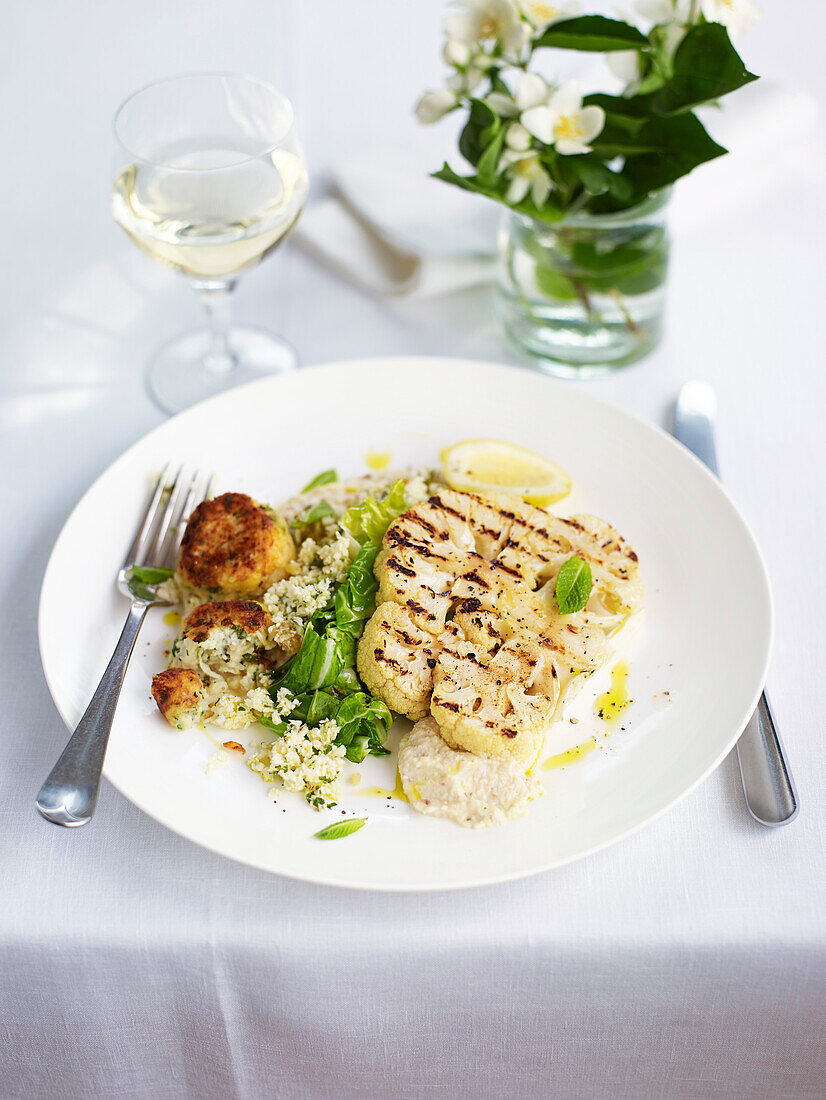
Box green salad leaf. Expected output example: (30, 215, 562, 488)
(341, 478, 408, 544)
(275, 626, 343, 695)
(301, 469, 338, 493)
(555, 556, 593, 615)
(314, 817, 366, 840)
(334, 693, 392, 762)
(267, 479, 411, 761)
(130, 565, 174, 585)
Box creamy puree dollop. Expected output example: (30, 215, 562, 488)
(398, 717, 542, 829)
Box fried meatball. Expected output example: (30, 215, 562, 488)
(178, 492, 295, 596)
(151, 668, 205, 730)
(176, 600, 272, 676)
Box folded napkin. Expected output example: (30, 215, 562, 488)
(296, 81, 817, 298)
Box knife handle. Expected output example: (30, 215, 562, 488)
(734, 691, 798, 826)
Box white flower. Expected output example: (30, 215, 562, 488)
(500, 149, 553, 206)
(518, 0, 579, 29)
(415, 89, 458, 124)
(521, 80, 605, 155)
(487, 71, 552, 118)
(447, 66, 486, 95)
(700, 0, 760, 35)
(445, 0, 530, 60)
(505, 121, 532, 150)
(443, 37, 472, 66)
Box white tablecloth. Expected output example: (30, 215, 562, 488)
(2, 2, 825, 1097)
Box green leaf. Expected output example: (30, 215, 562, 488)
(314, 818, 366, 840)
(130, 565, 174, 585)
(341, 479, 408, 544)
(334, 667, 361, 695)
(477, 127, 506, 185)
(295, 500, 336, 526)
(611, 261, 668, 295)
(651, 23, 758, 116)
(289, 690, 339, 727)
(585, 93, 653, 120)
(535, 264, 578, 300)
(555, 556, 593, 614)
(301, 469, 338, 493)
(258, 714, 287, 736)
(567, 158, 633, 204)
(274, 626, 343, 694)
(535, 15, 647, 52)
(621, 111, 727, 194)
(458, 98, 499, 168)
(432, 164, 564, 224)
(570, 241, 657, 277)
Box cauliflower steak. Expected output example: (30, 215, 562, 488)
(357, 489, 641, 764)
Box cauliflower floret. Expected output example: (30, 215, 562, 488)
(178, 492, 295, 596)
(356, 602, 439, 720)
(151, 668, 206, 730)
(175, 600, 273, 679)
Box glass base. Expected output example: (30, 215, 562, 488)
(147, 326, 297, 414)
(499, 294, 663, 379)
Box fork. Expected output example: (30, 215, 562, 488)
(35, 464, 214, 828)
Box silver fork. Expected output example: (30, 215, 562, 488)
(35, 464, 214, 828)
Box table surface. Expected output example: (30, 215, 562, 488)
(3, 2, 825, 1098)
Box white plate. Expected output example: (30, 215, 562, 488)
(39, 357, 772, 891)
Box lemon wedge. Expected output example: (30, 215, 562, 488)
(441, 439, 571, 507)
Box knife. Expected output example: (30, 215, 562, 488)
(673, 381, 799, 827)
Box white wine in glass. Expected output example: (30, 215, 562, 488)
(112, 74, 309, 414)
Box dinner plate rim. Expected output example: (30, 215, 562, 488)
(37, 355, 773, 890)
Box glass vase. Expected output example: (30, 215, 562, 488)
(497, 189, 671, 377)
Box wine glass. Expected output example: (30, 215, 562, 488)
(112, 73, 309, 414)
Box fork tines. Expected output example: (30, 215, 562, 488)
(123, 465, 215, 573)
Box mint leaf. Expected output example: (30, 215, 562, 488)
(301, 469, 338, 493)
(131, 565, 174, 585)
(535, 15, 647, 52)
(555, 556, 593, 614)
(295, 500, 336, 526)
(314, 818, 366, 840)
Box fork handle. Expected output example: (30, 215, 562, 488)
(35, 601, 149, 827)
(734, 691, 799, 827)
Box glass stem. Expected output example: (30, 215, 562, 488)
(194, 279, 238, 375)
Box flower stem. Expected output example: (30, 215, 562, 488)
(609, 287, 639, 334)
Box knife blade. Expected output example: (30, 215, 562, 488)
(674, 381, 799, 827)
